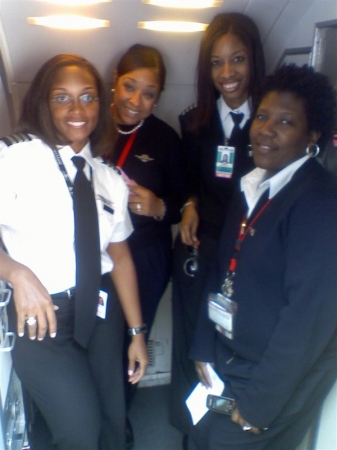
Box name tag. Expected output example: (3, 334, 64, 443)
(208, 292, 238, 340)
(97, 290, 108, 319)
(215, 146, 235, 179)
(103, 204, 114, 215)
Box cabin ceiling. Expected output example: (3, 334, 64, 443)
(0, 0, 328, 87)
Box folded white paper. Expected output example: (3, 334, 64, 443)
(185, 363, 225, 425)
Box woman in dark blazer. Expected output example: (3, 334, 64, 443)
(190, 64, 337, 450)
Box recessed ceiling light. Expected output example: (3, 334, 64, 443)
(138, 21, 208, 32)
(39, 0, 111, 4)
(27, 15, 110, 30)
(142, 0, 222, 7)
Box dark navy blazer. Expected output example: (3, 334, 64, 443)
(191, 158, 337, 429)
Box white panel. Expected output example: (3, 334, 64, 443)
(154, 83, 196, 133)
(314, 381, 337, 450)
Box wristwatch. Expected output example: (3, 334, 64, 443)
(128, 324, 148, 336)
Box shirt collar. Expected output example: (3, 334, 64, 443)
(217, 97, 251, 123)
(58, 141, 92, 165)
(241, 154, 310, 216)
(217, 97, 251, 138)
(56, 142, 93, 180)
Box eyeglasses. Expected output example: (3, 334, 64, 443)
(183, 246, 199, 277)
(50, 93, 99, 107)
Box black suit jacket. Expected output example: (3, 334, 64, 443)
(180, 105, 254, 240)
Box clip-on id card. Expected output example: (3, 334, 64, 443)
(208, 292, 238, 339)
(215, 146, 235, 179)
(97, 290, 108, 319)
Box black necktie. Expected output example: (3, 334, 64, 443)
(229, 112, 244, 144)
(72, 156, 101, 348)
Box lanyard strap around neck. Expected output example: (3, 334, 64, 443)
(116, 130, 138, 168)
(221, 198, 272, 298)
(52, 149, 93, 198)
(228, 199, 272, 272)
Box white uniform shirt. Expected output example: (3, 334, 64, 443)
(0, 135, 133, 294)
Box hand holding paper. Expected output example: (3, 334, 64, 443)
(185, 363, 225, 425)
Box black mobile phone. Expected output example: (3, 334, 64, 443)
(206, 394, 236, 415)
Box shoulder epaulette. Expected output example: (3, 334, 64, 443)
(180, 103, 197, 116)
(1, 133, 32, 147)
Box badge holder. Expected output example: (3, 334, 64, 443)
(215, 145, 235, 179)
(208, 292, 238, 340)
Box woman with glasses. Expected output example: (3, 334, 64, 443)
(169, 13, 265, 441)
(0, 54, 148, 450)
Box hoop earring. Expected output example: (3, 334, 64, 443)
(306, 143, 320, 157)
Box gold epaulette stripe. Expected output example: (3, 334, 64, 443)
(1, 133, 32, 146)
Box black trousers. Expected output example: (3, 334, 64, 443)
(188, 342, 337, 450)
(8, 274, 126, 450)
(130, 239, 172, 333)
(124, 239, 172, 411)
(169, 233, 218, 434)
(188, 399, 321, 450)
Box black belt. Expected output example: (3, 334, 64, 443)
(51, 288, 75, 299)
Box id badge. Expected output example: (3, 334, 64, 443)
(97, 290, 108, 319)
(208, 292, 238, 339)
(215, 146, 235, 179)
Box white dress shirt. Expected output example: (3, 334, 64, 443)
(241, 155, 311, 217)
(0, 136, 133, 293)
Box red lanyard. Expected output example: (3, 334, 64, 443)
(228, 199, 272, 272)
(116, 130, 138, 168)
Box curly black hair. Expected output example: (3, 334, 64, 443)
(256, 64, 337, 149)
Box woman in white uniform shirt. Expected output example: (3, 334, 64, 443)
(0, 54, 148, 450)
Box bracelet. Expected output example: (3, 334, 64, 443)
(128, 324, 148, 336)
(154, 199, 166, 221)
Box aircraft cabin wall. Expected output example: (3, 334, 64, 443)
(0, 0, 336, 136)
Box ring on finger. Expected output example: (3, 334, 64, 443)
(136, 203, 142, 211)
(26, 316, 37, 326)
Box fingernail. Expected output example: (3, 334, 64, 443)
(128, 370, 133, 375)
(18, 332, 24, 337)
(30, 336, 36, 340)
(50, 332, 57, 338)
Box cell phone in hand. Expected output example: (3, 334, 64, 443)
(206, 394, 236, 415)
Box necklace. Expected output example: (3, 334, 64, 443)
(116, 120, 144, 135)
